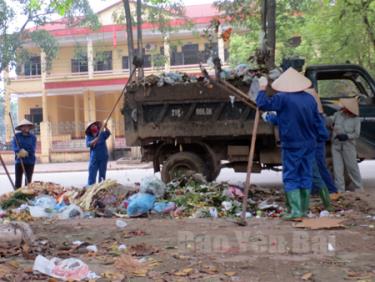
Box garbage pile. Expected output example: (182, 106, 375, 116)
(136, 63, 274, 88)
(164, 174, 284, 218)
(0, 180, 139, 221)
(1, 175, 370, 221)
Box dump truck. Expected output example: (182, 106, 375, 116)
(124, 64, 375, 182)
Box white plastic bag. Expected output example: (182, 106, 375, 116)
(58, 204, 83, 220)
(33, 255, 97, 281)
(140, 176, 166, 198)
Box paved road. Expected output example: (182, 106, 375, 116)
(1, 161, 375, 195)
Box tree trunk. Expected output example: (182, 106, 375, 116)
(136, 0, 144, 79)
(122, 0, 135, 75)
(266, 0, 276, 69)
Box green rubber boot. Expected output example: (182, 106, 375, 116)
(319, 186, 333, 211)
(282, 189, 304, 220)
(281, 192, 291, 216)
(300, 189, 311, 217)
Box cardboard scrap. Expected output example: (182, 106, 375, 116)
(295, 218, 346, 230)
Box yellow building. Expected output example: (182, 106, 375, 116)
(3, 2, 228, 163)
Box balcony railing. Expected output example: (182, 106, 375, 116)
(10, 63, 229, 82)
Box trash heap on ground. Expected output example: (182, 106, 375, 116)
(0, 175, 372, 222)
(0, 175, 284, 221)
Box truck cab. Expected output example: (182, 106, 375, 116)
(305, 64, 375, 159)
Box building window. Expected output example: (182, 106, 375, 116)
(24, 56, 41, 76)
(122, 56, 129, 70)
(182, 44, 199, 65)
(95, 51, 112, 71)
(71, 56, 88, 73)
(25, 108, 42, 134)
(170, 47, 183, 66)
(122, 51, 151, 69)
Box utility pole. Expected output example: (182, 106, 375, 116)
(261, 0, 276, 69)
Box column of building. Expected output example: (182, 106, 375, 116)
(164, 35, 171, 72)
(83, 38, 97, 126)
(3, 69, 12, 143)
(217, 25, 226, 64)
(39, 51, 52, 163)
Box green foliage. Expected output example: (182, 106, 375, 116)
(0, 0, 99, 73)
(30, 30, 59, 71)
(113, 0, 189, 35)
(215, 0, 375, 76)
(50, 0, 74, 16)
(227, 34, 257, 66)
(297, 0, 375, 76)
(65, 0, 100, 30)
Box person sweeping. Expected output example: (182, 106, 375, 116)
(256, 68, 328, 220)
(85, 121, 111, 186)
(12, 119, 36, 188)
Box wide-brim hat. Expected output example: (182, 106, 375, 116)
(15, 119, 35, 131)
(85, 121, 102, 135)
(271, 67, 312, 93)
(340, 98, 359, 116)
(305, 88, 323, 113)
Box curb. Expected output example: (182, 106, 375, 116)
(0, 164, 153, 175)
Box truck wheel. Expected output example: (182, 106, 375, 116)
(161, 152, 207, 183)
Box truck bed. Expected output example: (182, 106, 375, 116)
(124, 82, 274, 146)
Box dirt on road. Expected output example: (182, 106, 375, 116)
(0, 191, 375, 282)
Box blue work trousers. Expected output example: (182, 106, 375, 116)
(88, 158, 108, 186)
(282, 146, 315, 192)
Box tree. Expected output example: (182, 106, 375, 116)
(215, 0, 313, 66)
(117, 0, 187, 75)
(122, 0, 135, 75)
(297, 0, 375, 75)
(214, 0, 375, 75)
(0, 0, 98, 74)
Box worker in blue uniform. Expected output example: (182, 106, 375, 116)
(262, 88, 333, 212)
(256, 68, 329, 220)
(85, 121, 111, 186)
(12, 119, 37, 188)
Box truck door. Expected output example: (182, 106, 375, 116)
(306, 66, 375, 159)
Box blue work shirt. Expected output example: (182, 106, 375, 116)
(256, 90, 328, 149)
(86, 130, 111, 161)
(265, 112, 329, 143)
(12, 133, 37, 165)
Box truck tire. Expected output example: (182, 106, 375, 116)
(161, 152, 207, 183)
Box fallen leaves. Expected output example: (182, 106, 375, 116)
(174, 267, 193, 276)
(123, 229, 147, 238)
(302, 272, 313, 281)
(200, 265, 218, 274)
(128, 243, 159, 256)
(114, 254, 159, 278)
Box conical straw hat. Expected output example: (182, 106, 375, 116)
(340, 98, 359, 116)
(85, 121, 102, 135)
(15, 119, 35, 130)
(305, 88, 323, 113)
(271, 67, 312, 93)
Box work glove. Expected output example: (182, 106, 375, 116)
(258, 76, 268, 91)
(17, 149, 29, 158)
(335, 134, 349, 141)
(261, 112, 269, 122)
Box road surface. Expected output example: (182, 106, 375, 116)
(1, 161, 375, 195)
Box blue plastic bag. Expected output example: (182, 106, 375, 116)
(126, 193, 156, 217)
(153, 202, 176, 214)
